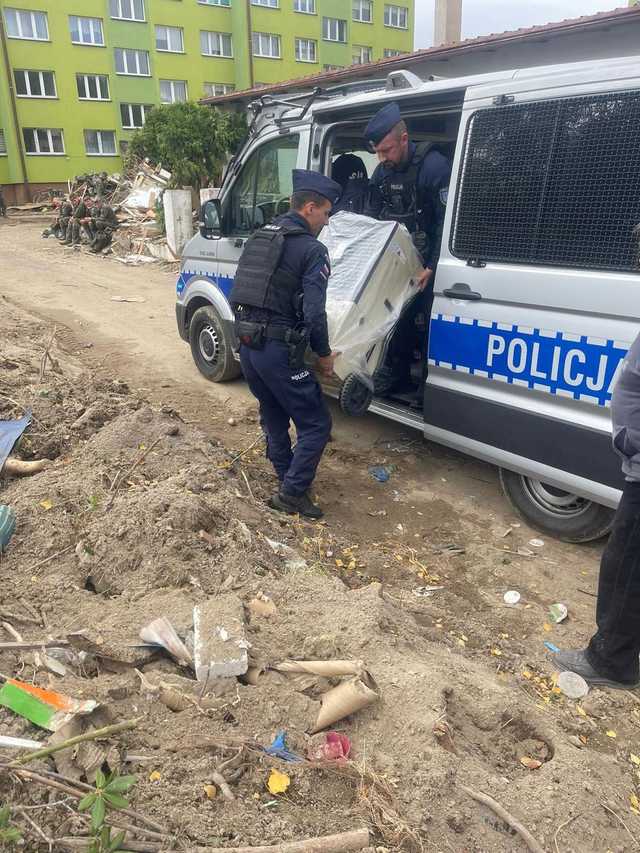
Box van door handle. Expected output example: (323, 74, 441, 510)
(234, 238, 244, 248)
(443, 283, 483, 301)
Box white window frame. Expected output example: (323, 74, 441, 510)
(84, 129, 117, 156)
(251, 0, 278, 6)
(352, 45, 372, 64)
(69, 16, 104, 47)
(114, 48, 150, 76)
(120, 103, 152, 129)
(109, 0, 146, 21)
(155, 24, 184, 53)
(383, 48, 402, 57)
(14, 69, 57, 99)
(384, 4, 408, 28)
(159, 79, 188, 104)
(198, 0, 230, 5)
(76, 73, 110, 101)
(295, 37, 316, 63)
(294, 0, 316, 12)
(23, 128, 65, 156)
(200, 30, 233, 58)
(0, 131, 7, 156)
(4, 8, 48, 41)
(252, 32, 281, 58)
(323, 64, 345, 71)
(203, 82, 235, 97)
(353, 0, 373, 23)
(322, 17, 347, 42)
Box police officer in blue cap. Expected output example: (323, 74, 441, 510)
(229, 169, 342, 519)
(364, 102, 451, 401)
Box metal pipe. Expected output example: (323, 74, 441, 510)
(0, 14, 30, 200)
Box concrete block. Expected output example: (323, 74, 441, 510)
(163, 189, 193, 256)
(193, 595, 248, 682)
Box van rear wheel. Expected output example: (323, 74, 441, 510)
(189, 305, 240, 383)
(498, 468, 614, 543)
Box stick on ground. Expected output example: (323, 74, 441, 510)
(460, 785, 545, 853)
(10, 717, 141, 767)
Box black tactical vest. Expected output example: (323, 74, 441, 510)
(229, 222, 308, 319)
(378, 141, 432, 236)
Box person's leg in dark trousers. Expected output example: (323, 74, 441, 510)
(585, 479, 640, 684)
(249, 340, 331, 497)
(239, 345, 293, 482)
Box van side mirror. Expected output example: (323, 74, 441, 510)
(200, 198, 222, 239)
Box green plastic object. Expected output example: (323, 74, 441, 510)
(0, 505, 16, 553)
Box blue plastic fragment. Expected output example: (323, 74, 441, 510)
(0, 412, 31, 474)
(0, 505, 16, 553)
(264, 730, 303, 763)
(368, 465, 392, 483)
(544, 641, 560, 653)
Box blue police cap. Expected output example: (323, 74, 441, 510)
(292, 169, 342, 206)
(365, 102, 402, 146)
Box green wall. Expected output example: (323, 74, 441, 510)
(0, 0, 414, 189)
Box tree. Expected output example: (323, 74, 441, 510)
(127, 103, 246, 189)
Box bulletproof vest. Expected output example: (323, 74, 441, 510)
(230, 222, 308, 319)
(332, 178, 368, 215)
(377, 141, 433, 236)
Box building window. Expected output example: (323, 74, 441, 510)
(352, 45, 372, 64)
(110, 0, 145, 21)
(77, 73, 110, 101)
(14, 69, 56, 98)
(252, 32, 280, 58)
(0, 131, 7, 155)
(85, 130, 117, 156)
(323, 17, 347, 42)
(384, 48, 402, 57)
(295, 37, 316, 62)
(203, 82, 235, 96)
(160, 79, 187, 103)
(384, 4, 408, 28)
(23, 128, 64, 155)
(69, 16, 104, 46)
(251, 0, 278, 6)
(155, 25, 183, 52)
(294, 0, 315, 11)
(353, 0, 372, 23)
(4, 8, 48, 41)
(121, 103, 153, 129)
(200, 31, 233, 57)
(115, 48, 150, 75)
(323, 64, 345, 71)
(198, 0, 230, 5)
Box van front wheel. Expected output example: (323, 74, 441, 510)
(498, 468, 614, 543)
(189, 305, 240, 383)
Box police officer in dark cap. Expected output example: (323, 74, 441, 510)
(364, 102, 451, 399)
(229, 169, 342, 519)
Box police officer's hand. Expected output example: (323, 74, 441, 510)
(416, 267, 433, 291)
(317, 351, 339, 379)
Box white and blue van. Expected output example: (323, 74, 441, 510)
(175, 55, 640, 543)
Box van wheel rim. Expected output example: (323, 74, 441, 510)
(199, 324, 219, 364)
(522, 478, 589, 517)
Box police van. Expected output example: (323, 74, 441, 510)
(175, 54, 640, 543)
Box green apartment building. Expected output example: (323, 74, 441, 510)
(0, 0, 414, 201)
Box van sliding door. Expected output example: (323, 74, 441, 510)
(426, 87, 640, 504)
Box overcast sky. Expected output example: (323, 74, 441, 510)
(414, 0, 624, 49)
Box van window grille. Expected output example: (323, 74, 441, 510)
(451, 91, 640, 272)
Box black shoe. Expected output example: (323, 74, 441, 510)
(553, 649, 639, 689)
(268, 489, 323, 519)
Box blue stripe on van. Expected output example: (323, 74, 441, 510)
(428, 314, 628, 408)
(176, 270, 234, 298)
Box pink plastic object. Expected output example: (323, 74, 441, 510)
(308, 731, 352, 761)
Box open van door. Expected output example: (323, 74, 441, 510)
(425, 65, 640, 541)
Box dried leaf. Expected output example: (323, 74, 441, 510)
(149, 770, 162, 782)
(630, 793, 640, 813)
(203, 784, 217, 800)
(543, 623, 552, 632)
(576, 706, 587, 717)
(631, 754, 640, 766)
(606, 730, 617, 738)
(39, 499, 54, 511)
(520, 756, 542, 770)
(267, 769, 290, 795)
(491, 648, 502, 657)
(522, 670, 533, 680)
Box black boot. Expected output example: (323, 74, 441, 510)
(268, 489, 323, 519)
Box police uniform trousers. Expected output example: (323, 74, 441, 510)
(239, 340, 331, 496)
(586, 479, 640, 684)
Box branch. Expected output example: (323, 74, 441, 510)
(9, 717, 141, 767)
(460, 785, 545, 853)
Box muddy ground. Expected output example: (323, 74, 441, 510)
(1, 219, 640, 852)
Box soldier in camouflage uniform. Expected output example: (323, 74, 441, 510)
(56, 197, 74, 242)
(62, 196, 90, 246)
(89, 203, 119, 253)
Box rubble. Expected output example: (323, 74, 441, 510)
(193, 594, 249, 681)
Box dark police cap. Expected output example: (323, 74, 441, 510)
(292, 169, 342, 206)
(365, 101, 402, 146)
